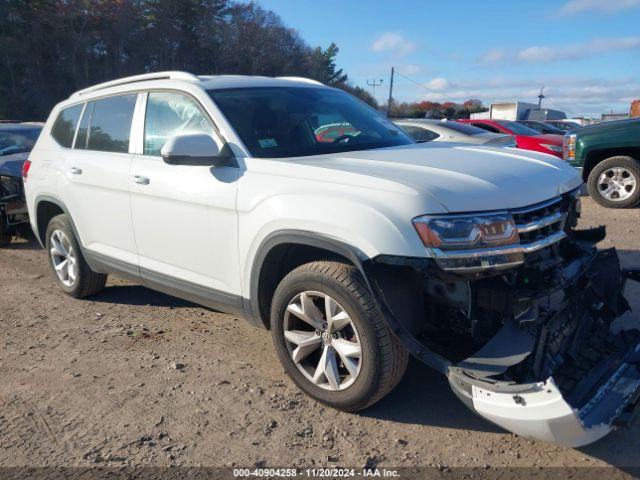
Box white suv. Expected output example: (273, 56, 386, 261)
(25, 72, 640, 446)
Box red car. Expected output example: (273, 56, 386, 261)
(458, 119, 564, 158)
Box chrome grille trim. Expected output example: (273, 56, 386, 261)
(431, 230, 566, 260)
(516, 211, 566, 234)
(432, 194, 572, 272)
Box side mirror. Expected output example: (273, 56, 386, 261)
(161, 133, 230, 166)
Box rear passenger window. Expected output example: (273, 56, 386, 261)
(51, 104, 83, 148)
(86, 94, 137, 153)
(144, 91, 213, 156)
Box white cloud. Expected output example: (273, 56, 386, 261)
(480, 36, 640, 64)
(400, 64, 421, 75)
(372, 32, 416, 57)
(479, 49, 506, 63)
(425, 77, 450, 91)
(407, 77, 639, 116)
(559, 0, 640, 15)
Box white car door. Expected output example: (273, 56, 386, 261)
(61, 93, 139, 267)
(129, 91, 241, 308)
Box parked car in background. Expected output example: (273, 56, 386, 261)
(458, 119, 564, 158)
(517, 120, 565, 135)
(395, 119, 516, 146)
(564, 118, 640, 208)
(0, 122, 42, 246)
(546, 120, 581, 132)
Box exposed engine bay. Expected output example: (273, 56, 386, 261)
(365, 192, 640, 446)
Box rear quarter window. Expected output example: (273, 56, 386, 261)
(51, 104, 83, 148)
(86, 94, 137, 153)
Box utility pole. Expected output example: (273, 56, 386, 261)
(387, 66, 395, 117)
(366, 78, 383, 101)
(537, 86, 545, 108)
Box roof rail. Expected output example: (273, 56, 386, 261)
(276, 76, 323, 86)
(70, 71, 200, 99)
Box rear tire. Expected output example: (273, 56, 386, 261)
(587, 156, 640, 208)
(45, 214, 107, 298)
(270, 260, 408, 411)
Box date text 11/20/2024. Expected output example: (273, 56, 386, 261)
(233, 468, 400, 477)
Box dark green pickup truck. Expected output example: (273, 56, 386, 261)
(564, 118, 640, 208)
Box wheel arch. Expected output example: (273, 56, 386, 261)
(582, 148, 640, 182)
(34, 195, 69, 247)
(248, 230, 369, 330)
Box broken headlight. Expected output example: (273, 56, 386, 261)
(413, 213, 519, 250)
(413, 213, 524, 272)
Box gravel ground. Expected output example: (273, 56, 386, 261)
(0, 198, 639, 473)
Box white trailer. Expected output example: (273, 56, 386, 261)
(489, 101, 538, 121)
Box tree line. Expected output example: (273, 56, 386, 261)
(0, 0, 376, 120)
(388, 99, 488, 119)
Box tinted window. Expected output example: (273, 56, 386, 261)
(144, 92, 213, 156)
(472, 123, 500, 133)
(0, 126, 42, 156)
(440, 122, 488, 135)
(496, 121, 541, 136)
(401, 125, 439, 142)
(208, 87, 413, 158)
(51, 105, 83, 147)
(519, 120, 562, 134)
(86, 94, 137, 153)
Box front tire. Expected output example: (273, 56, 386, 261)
(45, 214, 107, 298)
(270, 260, 408, 411)
(587, 156, 640, 208)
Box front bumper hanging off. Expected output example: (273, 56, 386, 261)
(364, 243, 640, 447)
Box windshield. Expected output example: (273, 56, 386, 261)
(208, 87, 413, 158)
(0, 127, 41, 156)
(496, 121, 541, 136)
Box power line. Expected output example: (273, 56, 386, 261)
(393, 71, 434, 93)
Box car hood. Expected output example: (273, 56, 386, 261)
(0, 152, 27, 178)
(278, 143, 582, 213)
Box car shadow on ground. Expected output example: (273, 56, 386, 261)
(362, 357, 502, 434)
(90, 284, 196, 308)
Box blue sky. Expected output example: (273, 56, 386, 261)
(259, 0, 640, 117)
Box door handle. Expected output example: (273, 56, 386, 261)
(133, 175, 150, 185)
(69, 167, 83, 175)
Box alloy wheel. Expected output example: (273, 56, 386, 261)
(50, 229, 78, 287)
(283, 291, 362, 391)
(597, 167, 637, 202)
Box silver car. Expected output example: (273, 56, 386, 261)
(396, 118, 516, 147)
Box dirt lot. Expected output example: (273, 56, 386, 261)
(1, 198, 639, 472)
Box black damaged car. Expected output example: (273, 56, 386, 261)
(0, 123, 42, 246)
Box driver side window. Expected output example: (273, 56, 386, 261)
(144, 91, 214, 156)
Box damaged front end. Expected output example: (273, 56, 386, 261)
(364, 190, 640, 446)
(0, 151, 30, 246)
(0, 172, 29, 245)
